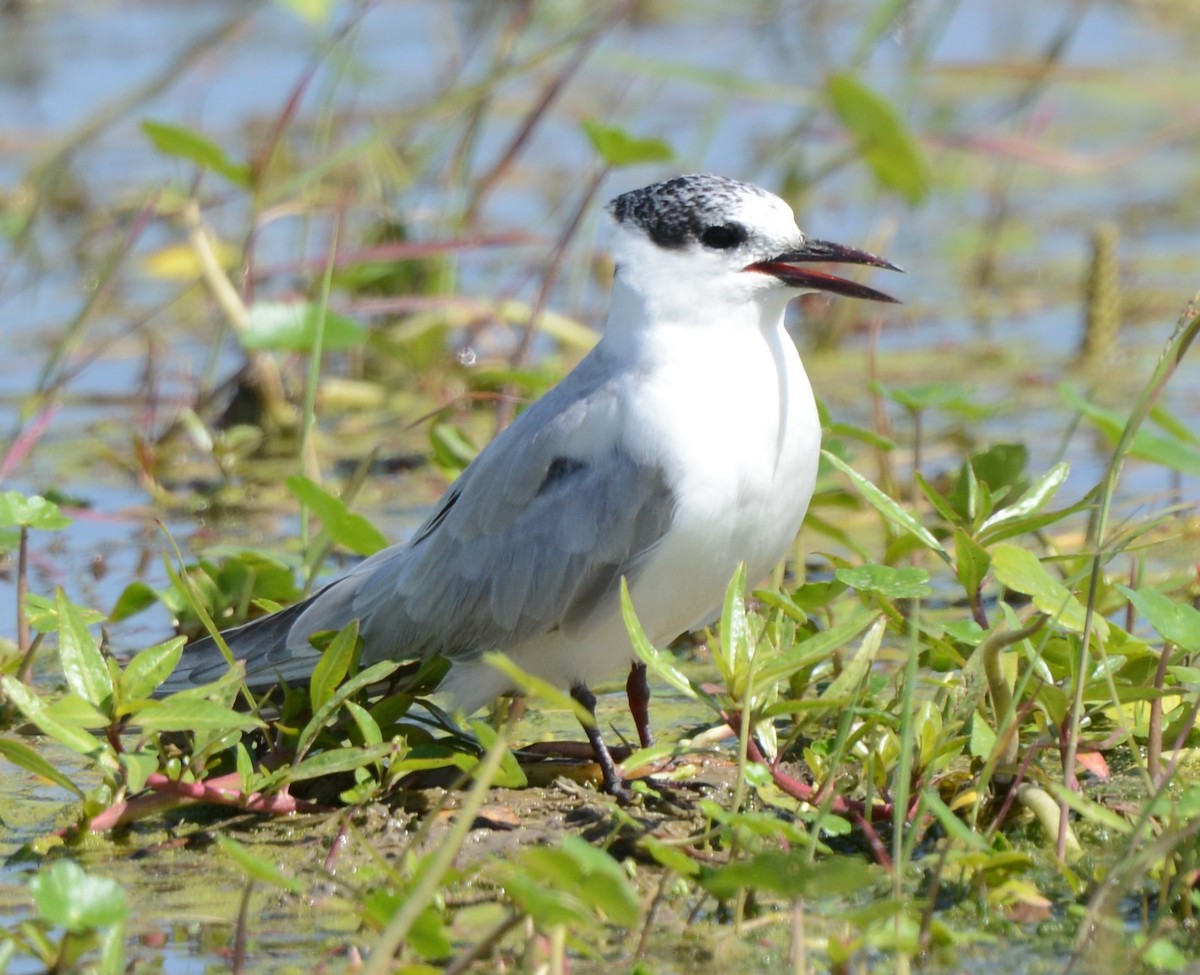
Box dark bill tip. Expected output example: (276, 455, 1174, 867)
(747, 238, 902, 304)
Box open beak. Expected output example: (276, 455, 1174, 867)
(748, 238, 902, 303)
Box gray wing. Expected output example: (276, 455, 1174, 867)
(164, 354, 677, 691)
(346, 365, 678, 666)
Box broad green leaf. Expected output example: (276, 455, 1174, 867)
(471, 720, 526, 789)
(109, 581, 159, 623)
(0, 737, 85, 797)
(883, 382, 988, 418)
(639, 836, 700, 877)
(430, 422, 478, 470)
(827, 73, 929, 204)
(715, 564, 750, 695)
(286, 476, 387, 555)
(293, 659, 402, 759)
(281, 742, 395, 783)
(0, 676, 107, 760)
(821, 616, 886, 702)
(822, 449, 950, 562)
(483, 652, 595, 727)
(1118, 586, 1200, 652)
(622, 579, 702, 702)
(581, 120, 675, 167)
(242, 301, 367, 352)
(141, 120, 251, 186)
(54, 588, 113, 711)
(979, 462, 1069, 534)
(953, 528, 991, 600)
(1062, 385, 1200, 476)
(699, 849, 876, 899)
(0, 491, 71, 530)
(135, 698, 264, 733)
(309, 618, 360, 711)
(835, 563, 931, 599)
(215, 834, 306, 892)
(45, 692, 109, 729)
(752, 612, 878, 686)
(991, 544, 1106, 638)
(345, 699, 383, 747)
(30, 861, 127, 932)
(120, 637, 186, 700)
(518, 837, 640, 928)
(914, 470, 966, 527)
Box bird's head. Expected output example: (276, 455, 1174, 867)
(605, 174, 900, 318)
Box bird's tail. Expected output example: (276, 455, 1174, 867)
(157, 593, 328, 695)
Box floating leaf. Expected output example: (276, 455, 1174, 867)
(242, 301, 368, 352)
(827, 74, 929, 204)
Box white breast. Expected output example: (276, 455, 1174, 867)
(622, 317, 820, 642)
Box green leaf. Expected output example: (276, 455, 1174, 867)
(120, 638, 186, 700)
(581, 120, 675, 167)
(639, 837, 700, 877)
(0, 491, 71, 530)
(699, 850, 876, 899)
(827, 73, 928, 204)
(482, 652, 595, 728)
(0, 676, 108, 760)
(242, 301, 368, 352)
(822, 449, 950, 562)
(109, 581, 160, 623)
(883, 382, 988, 418)
(280, 742, 395, 783)
(1118, 586, 1200, 652)
(622, 578, 704, 703)
(979, 462, 1069, 535)
(518, 836, 640, 928)
(835, 563, 931, 599)
(715, 564, 751, 695)
(141, 120, 251, 186)
(991, 544, 1106, 638)
(953, 528, 991, 600)
(1062, 385, 1200, 476)
(215, 834, 306, 893)
(286, 476, 387, 555)
(309, 619, 361, 711)
(54, 588, 114, 711)
(135, 698, 264, 733)
(30, 861, 127, 933)
(0, 737, 85, 797)
(293, 659, 402, 760)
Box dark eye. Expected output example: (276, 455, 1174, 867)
(700, 224, 745, 249)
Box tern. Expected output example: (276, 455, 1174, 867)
(165, 174, 900, 796)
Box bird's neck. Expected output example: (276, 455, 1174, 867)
(600, 274, 791, 367)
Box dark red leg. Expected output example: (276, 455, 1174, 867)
(626, 661, 654, 749)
